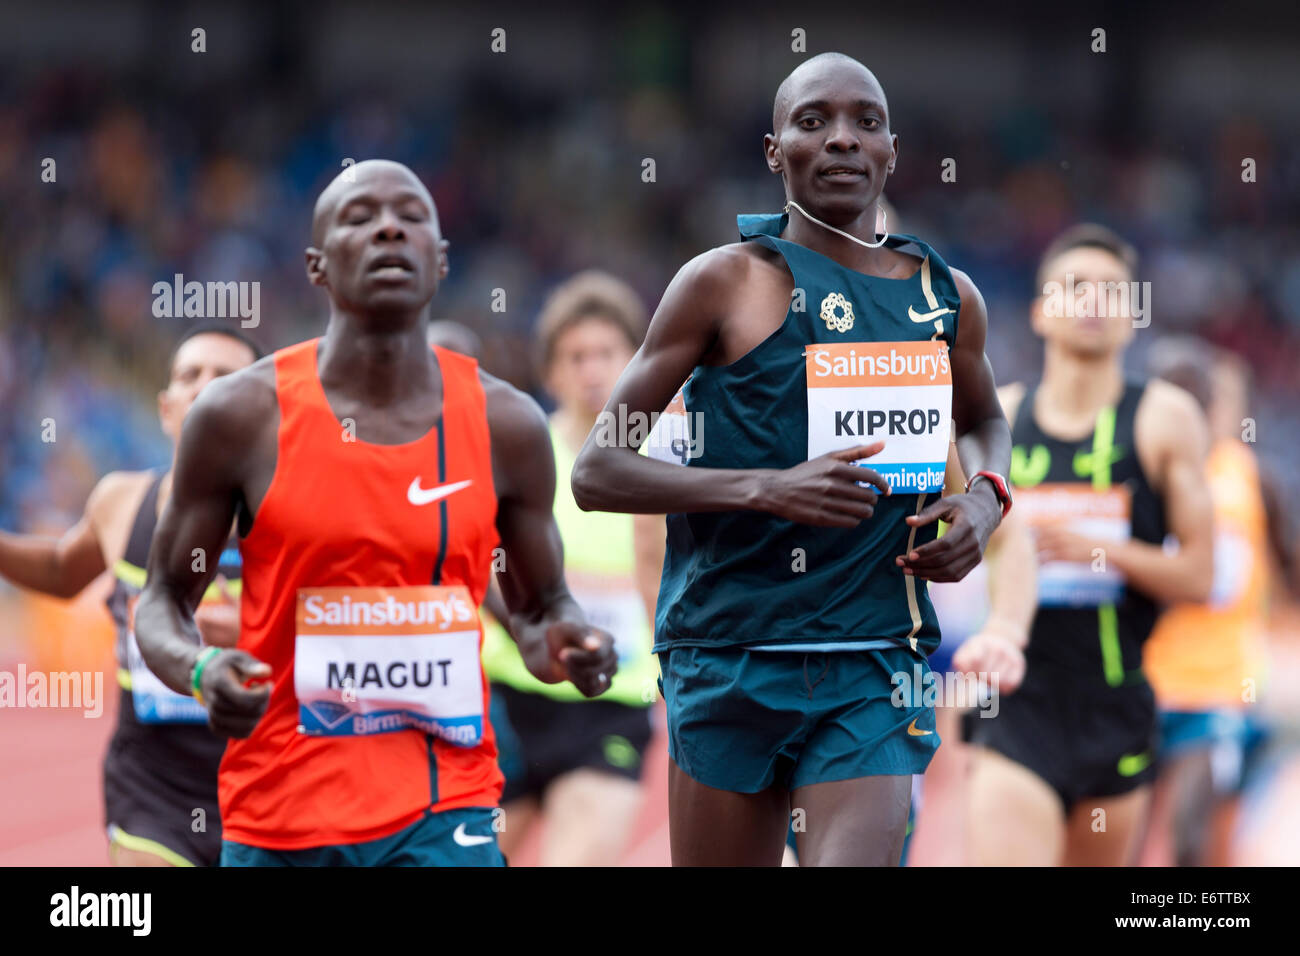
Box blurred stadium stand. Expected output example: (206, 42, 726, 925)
(1, 0, 1297, 542)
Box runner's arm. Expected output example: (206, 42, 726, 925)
(482, 580, 515, 640)
(947, 270, 1013, 492)
(135, 374, 271, 733)
(945, 443, 1037, 647)
(571, 250, 751, 514)
(980, 507, 1037, 648)
(0, 477, 120, 597)
(898, 270, 1011, 580)
(488, 378, 617, 697)
(572, 249, 889, 526)
(1259, 469, 1300, 599)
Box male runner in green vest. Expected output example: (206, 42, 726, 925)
(573, 52, 1013, 866)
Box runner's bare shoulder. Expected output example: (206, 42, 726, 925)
(691, 241, 786, 296)
(477, 369, 552, 498)
(86, 470, 154, 519)
(645, 243, 779, 352)
(84, 469, 155, 556)
(1135, 377, 1210, 470)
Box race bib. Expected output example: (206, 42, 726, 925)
(294, 586, 484, 745)
(805, 341, 952, 494)
(122, 594, 208, 724)
(126, 630, 209, 724)
(568, 570, 649, 665)
(1016, 483, 1131, 606)
(643, 385, 694, 465)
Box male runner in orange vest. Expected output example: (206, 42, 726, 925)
(136, 160, 618, 865)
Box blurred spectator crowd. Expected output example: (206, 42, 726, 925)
(2, 10, 1298, 538)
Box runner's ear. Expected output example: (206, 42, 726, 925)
(437, 239, 450, 281)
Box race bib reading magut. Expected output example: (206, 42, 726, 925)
(294, 585, 484, 745)
(805, 341, 952, 494)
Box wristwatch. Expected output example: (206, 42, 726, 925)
(966, 470, 1013, 518)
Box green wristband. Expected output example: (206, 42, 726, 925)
(191, 646, 222, 707)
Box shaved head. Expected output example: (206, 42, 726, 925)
(772, 52, 884, 132)
(304, 157, 448, 318)
(311, 159, 436, 246)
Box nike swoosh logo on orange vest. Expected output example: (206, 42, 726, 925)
(407, 478, 473, 507)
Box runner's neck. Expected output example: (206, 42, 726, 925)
(1037, 347, 1125, 434)
(780, 206, 901, 278)
(317, 320, 438, 408)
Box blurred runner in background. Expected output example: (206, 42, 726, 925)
(964, 225, 1215, 866)
(1141, 341, 1282, 866)
(480, 272, 663, 865)
(0, 324, 259, 866)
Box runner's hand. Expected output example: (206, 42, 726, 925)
(896, 486, 1001, 581)
(952, 632, 1026, 694)
(537, 621, 618, 698)
(1035, 525, 1097, 565)
(758, 441, 891, 527)
(200, 649, 271, 738)
(194, 575, 239, 648)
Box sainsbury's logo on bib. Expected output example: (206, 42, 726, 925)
(809, 343, 951, 384)
(805, 340, 952, 494)
(300, 590, 474, 630)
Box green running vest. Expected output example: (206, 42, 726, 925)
(655, 212, 962, 654)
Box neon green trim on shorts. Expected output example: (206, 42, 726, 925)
(107, 824, 197, 867)
(1117, 750, 1152, 777)
(602, 734, 641, 770)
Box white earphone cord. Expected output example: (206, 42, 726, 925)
(785, 199, 889, 250)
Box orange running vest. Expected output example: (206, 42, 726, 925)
(220, 339, 503, 850)
(1144, 439, 1270, 710)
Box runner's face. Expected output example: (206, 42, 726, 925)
(314, 167, 447, 317)
(545, 317, 635, 419)
(768, 63, 897, 222)
(1032, 247, 1135, 357)
(159, 334, 257, 444)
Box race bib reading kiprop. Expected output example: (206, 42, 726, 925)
(294, 586, 483, 746)
(805, 341, 952, 494)
(1015, 484, 1132, 607)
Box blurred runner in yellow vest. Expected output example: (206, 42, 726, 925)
(478, 272, 662, 865)
(1142, 340, 1271, 865)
